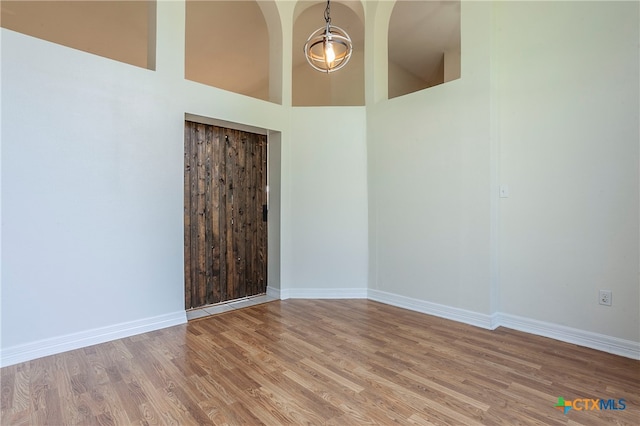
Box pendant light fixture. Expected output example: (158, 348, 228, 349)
(303, 0, 353, 73)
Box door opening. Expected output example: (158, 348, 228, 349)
(184, 121, 268, 309)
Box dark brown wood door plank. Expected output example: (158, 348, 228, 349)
(184, 121, 268, 309)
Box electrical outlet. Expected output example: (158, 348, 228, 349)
(599, 290, 612, 306)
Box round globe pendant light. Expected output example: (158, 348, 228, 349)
(304, 0, 353, 73)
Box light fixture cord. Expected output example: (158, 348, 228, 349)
(324, 0, 331, 25)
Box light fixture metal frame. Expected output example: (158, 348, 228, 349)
(303, 0, 353, 73)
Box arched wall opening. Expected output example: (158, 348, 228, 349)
(185, 0, 279, 103)
(292, 0, 365, 106)
(0, 0, 156, 70)
(388, 0, 460, 99)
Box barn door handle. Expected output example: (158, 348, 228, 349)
(263, 204, 268, 222)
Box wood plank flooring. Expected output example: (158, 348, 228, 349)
(1, 300, 639, 425)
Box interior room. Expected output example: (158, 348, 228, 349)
(1, 0, 639, 424)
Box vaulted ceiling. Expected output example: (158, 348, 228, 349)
(1, 0, 460, 103)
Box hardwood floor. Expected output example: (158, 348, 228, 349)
(1, 300, 639, 425)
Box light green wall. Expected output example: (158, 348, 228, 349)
(1, 1, 290, 352)
(367, 1, 493, 314)
(495, 1, 639, 340)
(289, 107, 369, 291)
(367, 0, 639, 341)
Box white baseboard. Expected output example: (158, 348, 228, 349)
(271, 287, 640, 359)
(496, 312, 640, 360)
(266, 285, 281, 300)
(368, 289, 497, 330)
(3, 290, 638, 365)
(0, 311, 187, 367)
(280, 287, 368, 300)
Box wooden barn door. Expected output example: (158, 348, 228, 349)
(184, 121, 268, 309)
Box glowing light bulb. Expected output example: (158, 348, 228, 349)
(325, 41, 336, 65)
